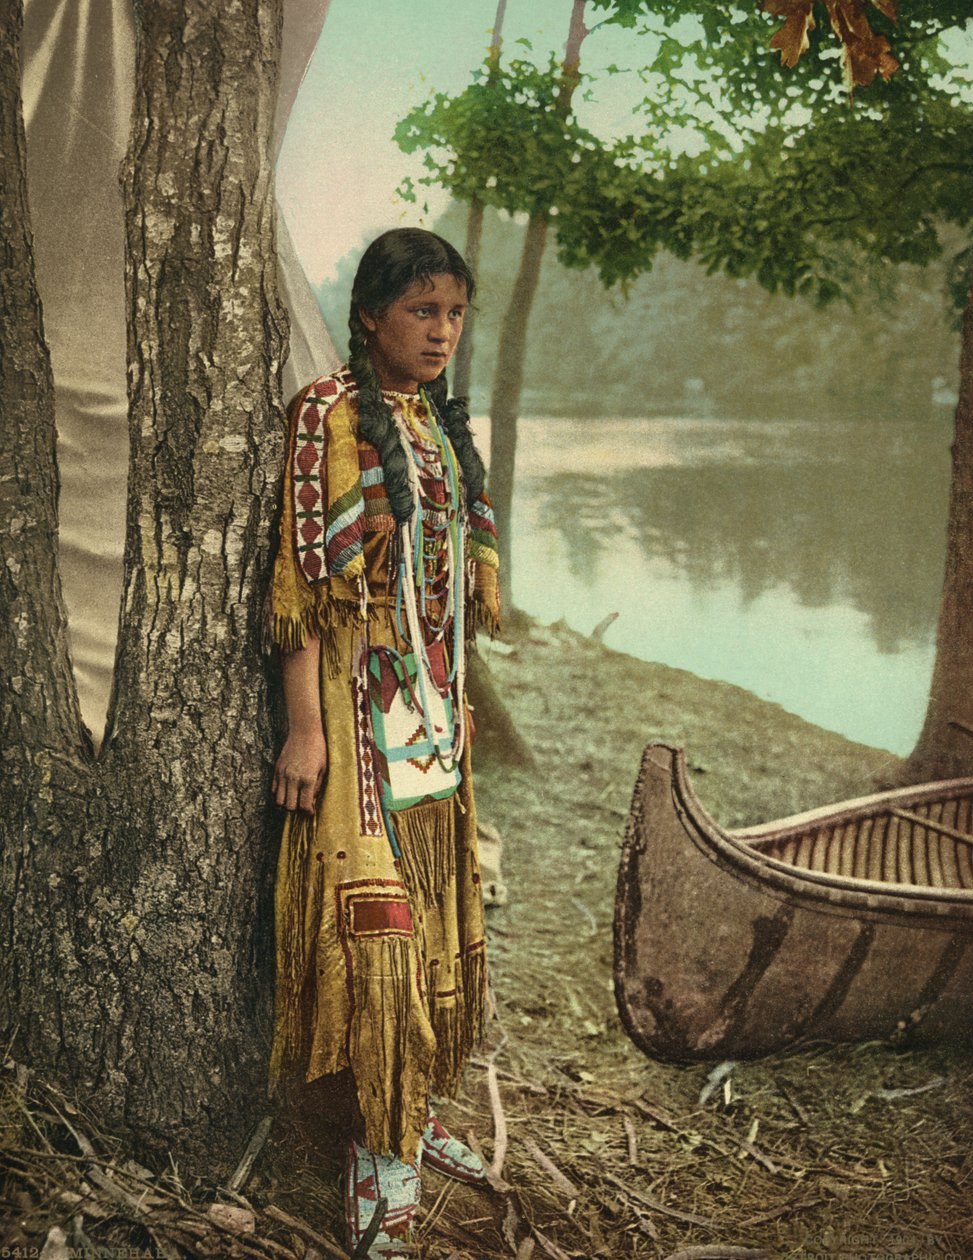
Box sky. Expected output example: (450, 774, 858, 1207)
(276, 0, 654, 284)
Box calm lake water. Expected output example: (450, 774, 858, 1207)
(472, 414, 953, 755)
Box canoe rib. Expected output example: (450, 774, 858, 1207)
(613, 744, 973, 1063)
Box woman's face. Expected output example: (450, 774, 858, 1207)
(360, 272, 468, 394)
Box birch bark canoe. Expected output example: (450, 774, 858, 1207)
(614, 744, 973, 1062)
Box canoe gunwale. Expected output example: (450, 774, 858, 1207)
(735, 777, 973, 844)
(659, 745, 973, 917)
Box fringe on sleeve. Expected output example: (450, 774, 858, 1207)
(263, 381, 344, 658)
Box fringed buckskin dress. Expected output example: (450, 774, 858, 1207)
(266, 367, 500, 1163)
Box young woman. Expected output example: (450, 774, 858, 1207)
(265, 229, 500, 1259)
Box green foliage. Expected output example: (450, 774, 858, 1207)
(393, 1, 973, 307)
(395, 57, 612, 218)
(559, 91, 973, 298)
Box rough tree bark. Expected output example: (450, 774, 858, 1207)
(904, 256, 973, 781)
(0, 0, 90, 1084)
(0, 0, 287, 1171)
(488, 0, 587, 612)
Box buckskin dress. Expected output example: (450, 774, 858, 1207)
(265, 367, 500, 1163)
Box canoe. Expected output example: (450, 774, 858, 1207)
(613, 743, 973, 1062)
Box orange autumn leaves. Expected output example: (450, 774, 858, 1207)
(764, 0, 899, 92)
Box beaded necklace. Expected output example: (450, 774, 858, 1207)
(387, 391, 466, 773)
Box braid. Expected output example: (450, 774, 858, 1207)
(347, 307, 414, 523)
(427, 374, 486, 505)
(346, 228, 485, 516)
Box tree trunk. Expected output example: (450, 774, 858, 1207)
(489, 212, 550, 611)
(467, 653, 534, 768)
(0, 0, 90, 1094)
(486, 0, 586, 613)
(904, 256, 973, 781)
(0, 0, 287, 1173)
(452, 195, 484, 400)
(452, 0, 505, 401)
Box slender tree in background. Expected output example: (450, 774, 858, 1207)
(0, 0, 286, 1168)
(398, 0, 646, 609)
(452, 0, 507, 401)
(487, 1, 590, 610)
(753, 0, 973, 785)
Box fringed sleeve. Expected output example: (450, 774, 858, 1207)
(263, 376, 366, 658)
(467, 493, 501, 638)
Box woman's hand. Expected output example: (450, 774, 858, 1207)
(275, 635, 326, 814)
(273, 728, 328, 814)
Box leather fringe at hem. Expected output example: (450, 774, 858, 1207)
(268, 811, 316, 1096)
(393, 794, 457, 899)
(348, 934, 435, 1164)
(263, 593, 398, 679)
(429, 946, 488, 1098)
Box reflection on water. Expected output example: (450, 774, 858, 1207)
(498, 415, 952, 755)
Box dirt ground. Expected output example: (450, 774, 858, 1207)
(399, 618, 972, 1260)
(3, 618, 971, 1258)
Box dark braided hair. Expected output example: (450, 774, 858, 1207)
(348, 228, 485, 521)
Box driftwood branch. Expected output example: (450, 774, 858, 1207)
(591, 611, 618, 642)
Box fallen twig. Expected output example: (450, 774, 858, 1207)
(42, 1094, 156, 1216)
(351, 1195, 389, 1260)
(466, 1131, 511, 1194)
(632, 1096, 680, 1131)
(521, 1137, 579, 1198)
(470, 1059, 549, 1096)
(622, 1114, 639, 1166)
(736, 1138, 778, 1175)
(487, 1060, 509, 1179)
(737, 1197, 825, 1228)
(265, 1204, 349, 1260)
(662, 1248, 769, 1260)
(170, 1215, 295, 1260)
(226, 1114, 274, 1194)
(777, 1083, 811, 1127)
(602, 1170, 719, 1229)
(530, 1224, 573, 1260)
(699, 1062, 736, 1107)
(417, 1177, 455, 1239)
(502, 1197, 521, 1253)
(875, 1076, 947, 1100)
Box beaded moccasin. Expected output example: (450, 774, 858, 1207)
(344, 1140, 421, 1259)
(421, 1114, 486, 1184)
